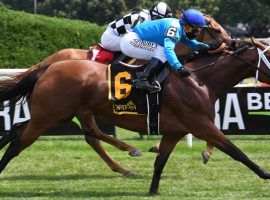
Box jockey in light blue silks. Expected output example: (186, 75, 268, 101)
(120, 9, 211, 91)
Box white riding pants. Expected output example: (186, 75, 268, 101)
(120, 32, 167, 63)
(100, 27, 122, 52)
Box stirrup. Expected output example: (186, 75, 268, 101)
(151, 81, 161, 93)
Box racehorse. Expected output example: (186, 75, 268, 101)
(6, 14, 232, 176)
(0, 38, 270, 195)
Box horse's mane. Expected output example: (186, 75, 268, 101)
(175, 9, 184, 19)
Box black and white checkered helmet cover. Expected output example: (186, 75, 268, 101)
(109, 10, 150, 36)
(150, 2, 172, 19)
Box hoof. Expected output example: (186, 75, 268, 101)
(123, 171, 136, 177)
(201, 151, 210, 164)
(261, 172, 270, 179)
(148, 146, 159, 153)
(129, 149, 143, 157)
(148, 190, 158, 196)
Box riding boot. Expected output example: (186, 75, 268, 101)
(136, 58, 164, 92)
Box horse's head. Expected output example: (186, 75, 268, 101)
(202, 14, 232, 47)
(174, 10, 232, 56)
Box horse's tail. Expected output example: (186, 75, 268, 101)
(0, 66, 49, 106)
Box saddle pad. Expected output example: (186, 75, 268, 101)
(108, 63, 147, 115)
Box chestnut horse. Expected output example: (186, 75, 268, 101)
(0, 39, 270, 195)
(7, 15, 231, 175)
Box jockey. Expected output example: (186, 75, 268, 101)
(100, 2, 172, 52)
(120, 9, 211, 91)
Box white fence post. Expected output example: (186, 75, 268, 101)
(187, 133, 193, 148)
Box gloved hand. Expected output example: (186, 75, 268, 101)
(177, 67, 191, 78)
(197, 45, 211, 54)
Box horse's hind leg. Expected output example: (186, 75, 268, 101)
(0, 118, 56, 173)
(201, 142, 214, 164)
(77, 112, 142, 157)
(84, 135, 133, 176)
(0, 122, 28, 151)
(191, 117, 270, 179)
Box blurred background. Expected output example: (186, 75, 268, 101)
(0, 0, 269, 38)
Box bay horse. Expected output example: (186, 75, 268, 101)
(0, 39, 270, 195)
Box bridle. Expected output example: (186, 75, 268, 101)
(189, 42, 270, 80)
(196, 16, 223, 47)
(254, 43, 270, 85)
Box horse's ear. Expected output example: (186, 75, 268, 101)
(175, 8, 184, 19)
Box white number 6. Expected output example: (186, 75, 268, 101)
(166, 27, 177, 38)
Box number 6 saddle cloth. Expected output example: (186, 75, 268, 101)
(107, 61, 168, 134)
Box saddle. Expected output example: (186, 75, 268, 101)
(108, 60, 169, 135)
(87, 44, 169, 134)
(87, 44, 116, 64)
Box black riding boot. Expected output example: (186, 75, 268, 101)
(136, 58, 163, 92)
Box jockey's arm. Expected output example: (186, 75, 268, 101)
(131, 10, 149, 28)
(181, 37, 210, 51)
(164, 37, 183, 70)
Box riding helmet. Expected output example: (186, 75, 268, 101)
(180, 9, 207, 28)
(150, 2, 172, 19)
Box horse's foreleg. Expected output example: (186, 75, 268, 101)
(84, 135, 133, 176)
(192, 119, 270, 179)
(149, 134, 183, 195)
(77, 113, 142, 157)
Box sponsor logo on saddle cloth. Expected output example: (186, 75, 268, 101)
(107, 63, 148, 115)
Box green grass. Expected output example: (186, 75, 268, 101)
(0, 129, 270, 199)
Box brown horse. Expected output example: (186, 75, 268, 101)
(9, 14, 231, 175)
(0, 39, 270, 195)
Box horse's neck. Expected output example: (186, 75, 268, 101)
(191, 49, 257, 100)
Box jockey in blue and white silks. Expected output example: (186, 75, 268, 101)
(120, 9, 211, 91)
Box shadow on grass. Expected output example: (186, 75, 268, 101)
(0, 190, 150, 198)
(0, 173, 148, 181)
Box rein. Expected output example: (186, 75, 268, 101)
(190, 45, 270, 79)
(189, 45, 248, 73)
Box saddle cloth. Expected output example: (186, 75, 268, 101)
(107, 61, 168, 134)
